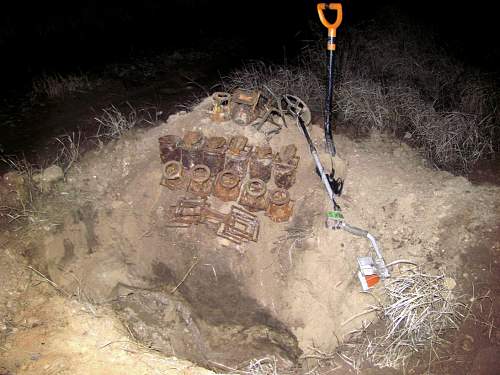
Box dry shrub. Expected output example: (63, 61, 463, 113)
(32, 73, 96, 99)
(224, 13, 498, 173)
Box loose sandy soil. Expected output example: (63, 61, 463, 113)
(1, 98, 499, 374)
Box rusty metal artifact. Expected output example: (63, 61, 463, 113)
(167, 197, 207, 227)
(202, 136, 227, 175)
(181, 131, 205, 169)
(210, 92, 231, 122)
(229, 88, 261, 125)
(187, 164, 213, 197)
(238, 178, 268, 212)
(266, 188, 294, 223)
(158, 134, 182, 163)
(249, 145, 274, 182)
(274, 144, 299, 189)
(160, 160, 188, 190)
(213, 170, 241, 202)
(225, 136, 252, 178)
(217, 205, 259, 244)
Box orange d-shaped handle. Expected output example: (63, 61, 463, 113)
(317, 3, 343, 38)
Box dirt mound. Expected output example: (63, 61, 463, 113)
(16, 98, 500, 371)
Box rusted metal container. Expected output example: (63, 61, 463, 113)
(158, 135, 182, 163)
(213, 170, 241, 202)
(266, 188, 294, 223)
(229, 88, 261, 125)
(210, 92, 231, 122)
(202, 136, 227, 175)
(238, 178, 268, 212)
(160, 160, 188, 191)
(273, 144, 299, 189)
(249, 145, 274, 182)
(187, 164, 213, 198)
(181, 131, 205, 169)
(225, 135, 252, 178)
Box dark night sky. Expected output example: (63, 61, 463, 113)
(1, 0, 498, 87)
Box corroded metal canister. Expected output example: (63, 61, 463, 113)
(229, 88, 261, 125)
(181, 131, 205, 169)
(238, 178, 268, 212)
(249, 146, 274, 182)
(210, 92, 231, 122)
(266, 188, 294, 223)
(202, 136, 227, 175)
(158, 135, 182, 163)
(274, 144, 299, 189)
(187, 164, 213, 197)
(225, 136, 252, 178)
(160, 160, 187, 190)
(213, 170, 241, 202)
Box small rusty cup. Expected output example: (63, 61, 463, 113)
(158, 134, 182, 163)
(188, 164, 213, 197)
(266, 188, 294, 222)
(225, 136, 252, 178)
(238, 178, 268, 212)
(160, 160, 187, 190)
(249, 146, 274, 182)
(203, 136, 227, 175)
(181, 131, 205, 169)
(213, 170, 241, 202)
(211, 92, 231, 122)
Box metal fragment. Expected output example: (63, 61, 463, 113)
(187, 164, 213, 197)
(213, 170, 241, 202)
(160, 160, 188, 191)
(238, 178, 268, 212)
(266, 188, 294, 223)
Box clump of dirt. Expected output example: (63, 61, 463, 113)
(2, 98, 499, 373)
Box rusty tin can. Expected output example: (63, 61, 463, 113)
(229, 88, 261, 125)
(210, 92, 231, 122)
(238, 178, 268, 212)
(266, 188, 294, 223)
(158, 134, 183, 163)
(202, 136, 227, 175)
(225, 135, 252, 178)
(274, 144, 299, 189)
(160, 160, 188, 191)
(187, 164, 213, 198)
(249, 145, 274, 182)
(181, 131, 205, 169)
(213, 170, 241, 202)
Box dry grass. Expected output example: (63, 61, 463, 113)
(32, 73, 96, 99)
(224, 16, 498, 173)
(94, 102, 160, 140)
(54, 131, 82, 175)
(337, 268, 467, 371)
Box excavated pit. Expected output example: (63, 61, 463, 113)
(28, 99, 500, 371)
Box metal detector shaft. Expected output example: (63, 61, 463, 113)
(296, 116, 339, 210)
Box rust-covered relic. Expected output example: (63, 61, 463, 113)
(160, 160, 188, 190)
(213, 170, 241, 202)
(202, 136, 227, 175)
(225, 135, 252, 178)
(158, 134, 182, 163)
(249, 145, 274, 182)
(210, 92, 231, 122)
(229, 88, 261, 125)
(217, 205, 259, 245)
(167, 197, 208, 227)
(266, 188, 294, 223)
(274, 144, 300, 189)
(181, 131, 205, 169)
(187, 164, 213, 197)
(238, 178, 268, 212)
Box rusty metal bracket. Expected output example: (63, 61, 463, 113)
(217, 205, 259, 244)
(167, 197, 208, 227)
